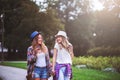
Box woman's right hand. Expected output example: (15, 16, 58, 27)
(51, 69, 55, 76)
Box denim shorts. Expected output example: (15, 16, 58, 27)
(33, 66, 48, 79)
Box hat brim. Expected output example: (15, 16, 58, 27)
(31, 32, 41, 40)
(55, 34, 67, 39)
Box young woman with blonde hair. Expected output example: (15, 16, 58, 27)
(27, 31, 51, 80)
(52, 31, 74, 80)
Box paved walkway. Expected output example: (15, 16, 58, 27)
(0, 65, 27, 80)
(0, 65, 53, 80)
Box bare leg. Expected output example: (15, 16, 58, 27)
(34, 78, 40, 80)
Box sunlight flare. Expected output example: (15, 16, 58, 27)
(91, 0, 104, 11)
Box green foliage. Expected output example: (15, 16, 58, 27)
(55, 0, 93, 56)
(0, 0, 64, 55)
(53, 0, 120, 56)
(1, 0, 120, 58)
(0, 0, 40, 53)
(73, 56, 120, 72)
(87, 46, 120, 57)
(94, 0, 120, 47)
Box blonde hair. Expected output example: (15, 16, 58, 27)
(59, 36, 71, 52)
(32, 34, 47, 54)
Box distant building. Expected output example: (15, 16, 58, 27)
(0, 42, 8, 52)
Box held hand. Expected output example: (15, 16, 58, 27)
(51, 69, 55, 76)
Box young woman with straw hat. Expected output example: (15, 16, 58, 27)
(52, 31, 74, 80)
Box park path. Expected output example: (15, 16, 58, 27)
(0, 65, 53, 80)
(0, 65, 27, 80)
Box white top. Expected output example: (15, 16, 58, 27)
(35, 52, 46, 67)
(54, 43, 72, 65)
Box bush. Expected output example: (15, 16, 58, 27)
(73, 56, 120, 72)
(87, 46, 120, 57)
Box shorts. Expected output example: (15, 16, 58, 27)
(33, 66, 48, 79)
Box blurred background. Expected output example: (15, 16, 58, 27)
(0, 0, 120, 60)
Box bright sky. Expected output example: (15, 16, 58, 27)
(35, 0, 104, 11)
(91, 0, 104, 11)
(35, 0, 46, 5)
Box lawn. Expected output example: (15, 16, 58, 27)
(0, 61, 27, 69)
(72, 67, 120, 80)
(0, 62, 120, 80)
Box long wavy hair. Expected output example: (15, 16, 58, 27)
(58, 36, 71, 52)
(32, 34, 47, 54)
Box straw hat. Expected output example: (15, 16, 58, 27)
(55, 31, 68, 39)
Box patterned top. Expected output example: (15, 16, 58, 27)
(27, 46, 51, 75)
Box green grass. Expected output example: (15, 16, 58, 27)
(0, 62, 27, 69)
(72, 67, 120, 80)
(0, 62, 120, 80)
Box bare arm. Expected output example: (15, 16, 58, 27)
(69, 46, 74, 59)
(52, 48, 57, 72)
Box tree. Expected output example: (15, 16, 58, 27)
(94, 0, 120, 47)
(0, 0, 63, 60)
(46, 0, 120, 56)
(54, 0, 94, 56)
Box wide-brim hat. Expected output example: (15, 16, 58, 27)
(55, 31, 68, 39)
(30, 31, 41, 40)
